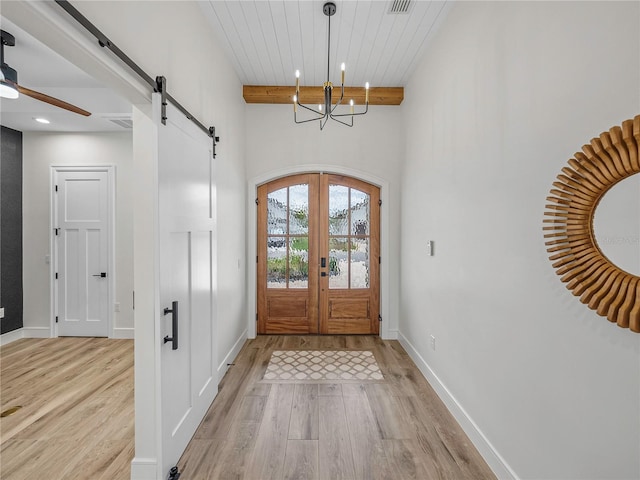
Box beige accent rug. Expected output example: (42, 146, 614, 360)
(262, 350, 384, 383)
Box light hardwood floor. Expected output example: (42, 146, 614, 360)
(1, 336, 496, 480)
(0, 338, 134, 480)
(178, 335, 496, 480)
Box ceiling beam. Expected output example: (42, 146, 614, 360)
(243, 85, 404, 106)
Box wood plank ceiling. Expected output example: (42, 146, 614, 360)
(199, 1, 450, 105)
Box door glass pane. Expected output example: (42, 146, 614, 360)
(289, 184, 309, 234)
(267, 237, 287, 288)
(329, 237, 349, 289)
(351, 189, 370, 236)
(267, 188, 287, 235)
(351, 238, 370, 288)
(329, 185, 349, 235)
(289, 237, 309, 288)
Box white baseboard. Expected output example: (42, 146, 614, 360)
(383, 328, 399, 340)
(1, 328, 24, 346)
(218, 329, 248, 378)
(130, 457, 157, 480)
(22, 327, 52, 338)
(398, 331, 518, 480)
(113, 327, 135, 339)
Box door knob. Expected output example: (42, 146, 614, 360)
(92, 272, 107, 278)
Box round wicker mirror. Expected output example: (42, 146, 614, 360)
(544, 115, 640, 332)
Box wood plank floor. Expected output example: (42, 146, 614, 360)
(179, 335, 496, 480)
(0, 338, 134, 480)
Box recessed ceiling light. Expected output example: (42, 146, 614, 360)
(34, 117, 50, 124)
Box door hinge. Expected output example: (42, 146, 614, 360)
(378, 199, 382, 206)
(255, 198, 259, 205)
(256, 255, 259, 264)
(256, 313, 258, 322)
(55, 316, 59, 323)
(379, 256, 381, 264)
(378, 314, 382, 322)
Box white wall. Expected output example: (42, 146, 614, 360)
(22, 132, 134, 336)
(400, 2, 640, 479)
(245, 104, 404, 335)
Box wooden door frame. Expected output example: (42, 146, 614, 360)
(50, 165, 116, 338)
(248, 166, 392, 339)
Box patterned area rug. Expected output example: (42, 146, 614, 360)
(262, 350, 384, 383)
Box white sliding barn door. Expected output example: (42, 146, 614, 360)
(156, 95, 217, 477)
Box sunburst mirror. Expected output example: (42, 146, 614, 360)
(544, 115, 640, 333)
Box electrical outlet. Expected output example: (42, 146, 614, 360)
(430, 334, 436, 351)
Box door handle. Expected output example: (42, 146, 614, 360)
(92, 272, 107, 278)
(163, 301, 178, 350)
(321, 257, 326, 268)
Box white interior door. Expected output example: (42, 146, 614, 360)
(55, 168, 112, 337)
(156, 95, 217, 477)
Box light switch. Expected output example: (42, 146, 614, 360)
(426, 240, 434, 256)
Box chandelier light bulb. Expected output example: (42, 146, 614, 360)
(365, 82, 370, 103)
(318, 104, 323, 112)
(295, 70, 300, 78)
(350, 98, 354, 114)
(341, 62, 345, 84)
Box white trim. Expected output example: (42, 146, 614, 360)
(22, 327, 52, 339)
(385, 329, 399, 340)
(129, 458, 158, 480)
(247, 164, 392, 339)
(113, 328, 135, 339)
(51, 166, 116, 339)
(1, 328, 24, 346)
(1, 1, 149, 107)
(398, 331, 518, 480)
(218, 329, 248, 377)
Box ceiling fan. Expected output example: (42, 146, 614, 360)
(1, 29, 91, 117)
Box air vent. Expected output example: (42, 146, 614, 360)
(388, 0, 412, 14)
(104, 116, 133, 129)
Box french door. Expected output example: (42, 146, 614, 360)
(257, 173, 380, 335)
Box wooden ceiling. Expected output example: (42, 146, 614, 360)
(200, 0, 451, 98)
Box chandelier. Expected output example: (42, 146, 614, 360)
(293, 2, 369, 129)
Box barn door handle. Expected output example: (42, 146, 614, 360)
(163, 301, 178, 350)
(321, 257, 326, 268)
(92, 272, 107, 278)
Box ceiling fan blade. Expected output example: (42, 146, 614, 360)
(17, 85, 91, 117)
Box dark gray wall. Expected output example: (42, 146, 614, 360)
(0, 126, 23, 334)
